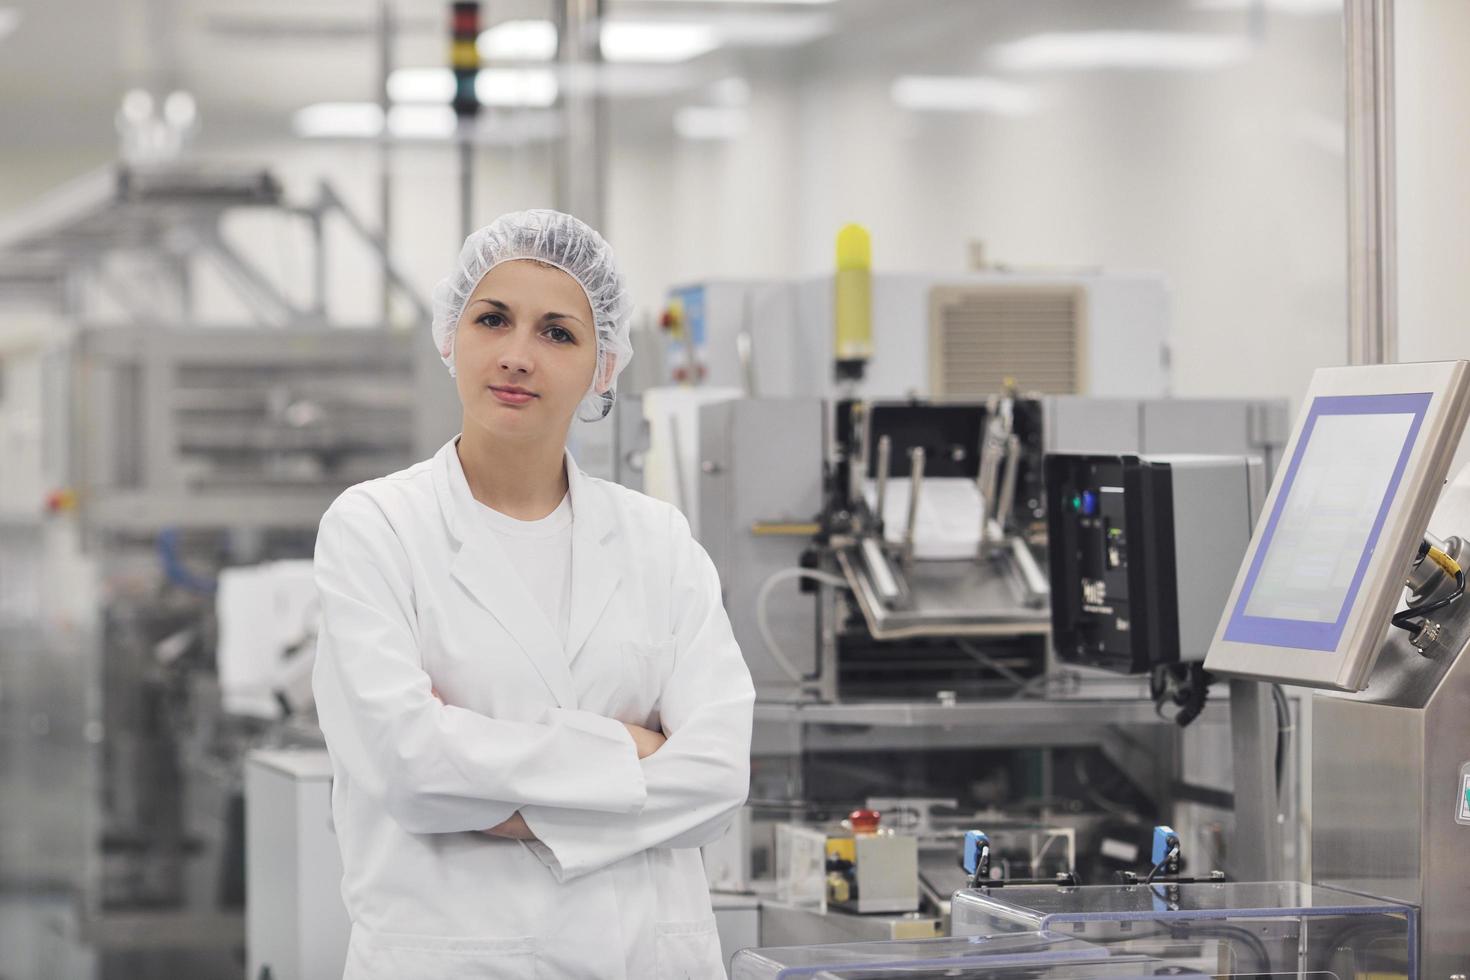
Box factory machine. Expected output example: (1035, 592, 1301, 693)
(660, 229, 1308, 958)
(734, 359, 1470, 978)
(0, 164, 449, 973)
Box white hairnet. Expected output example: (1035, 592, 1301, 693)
(431, 209, 633, 421)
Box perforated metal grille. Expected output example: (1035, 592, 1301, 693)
(930, 285, 1084, 396)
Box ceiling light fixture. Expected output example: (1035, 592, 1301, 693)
(478, 19, 558, 61)
(992, 31, 1253, 72)
(601, 22, 720, 63)
(890, 75, 1041, 116)
(293, 102, 384, 139)
(475, 68, 559, 108)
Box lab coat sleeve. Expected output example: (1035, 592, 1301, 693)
(518, 508, 755, 882)
(312, 490, 647, 836)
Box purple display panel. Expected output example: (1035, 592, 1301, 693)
(1222, 392, 1432, 652)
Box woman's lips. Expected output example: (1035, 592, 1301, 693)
(489, 385, 536, 406)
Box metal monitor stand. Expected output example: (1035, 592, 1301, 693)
(1311, 525, 1470, 975)
(1229, 678, 1285, 882)
(1311, 614, 1470, 975)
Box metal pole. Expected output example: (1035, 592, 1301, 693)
(903, 446, 925, 566)
(378, 0, 394, 322)
(459, 138, 474, 243)
(1228, 679, 1284, 881)
(1345, 0, 1397, 365)
(555, 0, 606, 227)
(874, 434, 892, 529)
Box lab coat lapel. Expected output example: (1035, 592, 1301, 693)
(433, 440, 577, 709)
(565, 453, 622, 664)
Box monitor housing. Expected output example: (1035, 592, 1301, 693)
(1204, 361, 1470, 691)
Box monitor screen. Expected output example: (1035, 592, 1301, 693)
(1222, 392, 1431, 652)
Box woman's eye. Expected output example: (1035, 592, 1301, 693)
(477, 312, 506, 328)
(545, 325, 574, 344)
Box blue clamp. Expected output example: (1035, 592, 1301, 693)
(963, 831, 991, 883)
(1151, 825, 1181, 879)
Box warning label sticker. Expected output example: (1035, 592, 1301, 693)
(1457, 763, 1470, 827)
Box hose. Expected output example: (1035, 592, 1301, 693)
(755, 566, 849, 685)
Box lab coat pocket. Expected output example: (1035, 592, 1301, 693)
(654, 916, 726, 980)
(354, 931, 542, 980)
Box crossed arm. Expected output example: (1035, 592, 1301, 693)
(455, 704, 666, 842)
(312, 493, 755, 880)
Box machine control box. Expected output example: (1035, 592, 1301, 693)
(1045, 453, 1263, 673)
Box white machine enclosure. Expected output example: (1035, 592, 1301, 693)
(1205, 360, 1470, 691)
(245, 750, 351, 980)
(666, 272, 1169, 400)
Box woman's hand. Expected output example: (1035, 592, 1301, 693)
(621, 722, 667, 760)
(481, 812, 536, 840)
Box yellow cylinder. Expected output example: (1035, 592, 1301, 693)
(834, 223, 872, 378)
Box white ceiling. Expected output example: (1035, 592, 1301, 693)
(0, 0, 1332, 148)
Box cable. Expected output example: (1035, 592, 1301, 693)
(1391, 543, 1465, 637)
(1270, 683, 1292, 794)
(755, 566, 850, 685)
(1391, 569, 1465, 633)
(1142, 844, 1178, 885)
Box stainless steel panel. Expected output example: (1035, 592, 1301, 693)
(697, 399, 824, 695)
(756, 902, 943, 947)
(1045, 397, 1142, 455)
(1308, 452, 1470, 973)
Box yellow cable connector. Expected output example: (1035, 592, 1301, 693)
(1425, 545, 1462, 578)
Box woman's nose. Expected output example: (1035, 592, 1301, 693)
(498, 331, 535, 374)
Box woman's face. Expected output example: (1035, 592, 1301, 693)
(454, 259, 602, 443)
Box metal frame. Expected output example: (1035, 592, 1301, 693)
(0, 165, 429, 330)
(1345, 0, 1398, 367)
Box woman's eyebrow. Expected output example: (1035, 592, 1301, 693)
(543, 310, 589, 326)
(471, 297, 511, 312)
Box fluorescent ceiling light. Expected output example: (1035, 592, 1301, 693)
(691, 11, 831, 46)
(601, 22, 720, 62)
(992, 31, 1253, 71)
(674, 106, 747, 140)
(293, 102, 384, 139)
(891, 76, 1041, 116)
(0, 8, 20, 42)
(478, 19, 558, 61)
(387, 67, 455, 103)
(476, 68, 559, 108)
(387, 105, 457, 139)
(387, 67, 557, 108)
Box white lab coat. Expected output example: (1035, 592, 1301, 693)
(311, 438, 756, 979)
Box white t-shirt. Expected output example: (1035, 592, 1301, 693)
(477, 493, 574, 651)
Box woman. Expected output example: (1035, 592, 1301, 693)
(312, 210, 756, 979)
